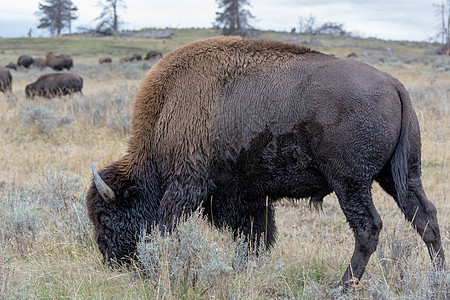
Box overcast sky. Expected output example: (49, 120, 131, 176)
(0, 0, 441, 41)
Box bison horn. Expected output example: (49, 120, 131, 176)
(92, 162, 116, 203)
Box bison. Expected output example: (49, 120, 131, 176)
(0, 66, 12, 92)
(87, 36, 445, 289)
(31, 58, 45, 69)
(144, 50, 163, 60)
(17, 55, 34, 68)
(99, 56, 112, 64)
(119, 56, 132, 63)
(6, 62, 17, 70)
(25, 73, 82, 99)
(131, 53, 142, 61)
(45, 54, 73, 71)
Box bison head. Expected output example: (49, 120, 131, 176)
(87, 162, 158, 264)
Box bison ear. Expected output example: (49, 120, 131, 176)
(92, 162, 116, 203)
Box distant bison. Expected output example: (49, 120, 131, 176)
(45, 54, 73, 71)
(99, 56, 112, 64)
(144, 50, 163, 60)
(6, 62, 17, 70)
(25, 73, 82, 99)
(31, 58, 45, 69)
(131, 53, 142, 61)
(17, 55, 34, 68)
(87, 36, 444, 289)
(0, 66, 12, 92)
(119, 56, 132, 63)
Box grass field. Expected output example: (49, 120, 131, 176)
(0, 28, 449, 299)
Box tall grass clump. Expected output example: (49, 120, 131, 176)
(40, 170, 91, 244)
(67, 83, 137, 135)
(22, 105, 73, 136)
(409, 83, 449, 120)
(0, 185, 43, 255)
(137, 210, 234, 298)
(137, 210, 283, 299)
(364, 232, 450, 299)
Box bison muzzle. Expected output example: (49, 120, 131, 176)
(87, 36, 445, 289)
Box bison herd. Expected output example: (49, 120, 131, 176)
(0, 50, 163, 98)
(101, 50, 163, 64)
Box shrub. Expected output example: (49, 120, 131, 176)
(22, 106, 73, 135)
(0, 185, 43, 254)
(138, 210, 234, 293)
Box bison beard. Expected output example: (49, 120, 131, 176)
(86, 36, 445, 289)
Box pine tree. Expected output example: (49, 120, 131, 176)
(36, 0, 78, 36)
(214, 0, 255, 37)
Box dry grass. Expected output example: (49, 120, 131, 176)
(0, 31, 449, 299)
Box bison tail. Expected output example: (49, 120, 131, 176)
(390, 87, 412, 207)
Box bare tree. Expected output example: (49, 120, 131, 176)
(214, 0, 256, 37)
(298, 15, 348, 37)
(434, 0, 450, 52)
(36, 0, 78, 36)
(95, 0, 127, 36)
(298, 14, 316, 35)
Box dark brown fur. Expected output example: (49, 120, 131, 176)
(26, 73, 82, 99)
(0, 66, 12, 92)
(87, 36, 445, 289)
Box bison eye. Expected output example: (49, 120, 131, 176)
(99, 214, 111, 226)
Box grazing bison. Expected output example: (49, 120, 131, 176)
(119, 56, 132, 63)
(0, 66, 12, 92)
(17, 55, 34, 68)
(144, 50, 163, 60)
(25, 73, 82, 99)
(99, 56, 112, 64)
(45, 54, 73, 71)
(87, 36, 445, 288)
(6, 62, 17, 70)
(131, 53, 142, 61)
(31, 58, 45, 69)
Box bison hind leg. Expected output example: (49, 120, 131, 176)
(376, 171, 445, 267)
(331, 179, 383, 289)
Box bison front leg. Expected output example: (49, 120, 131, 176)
(232, 196, 277, 251)
(334, 182, 383, 289)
